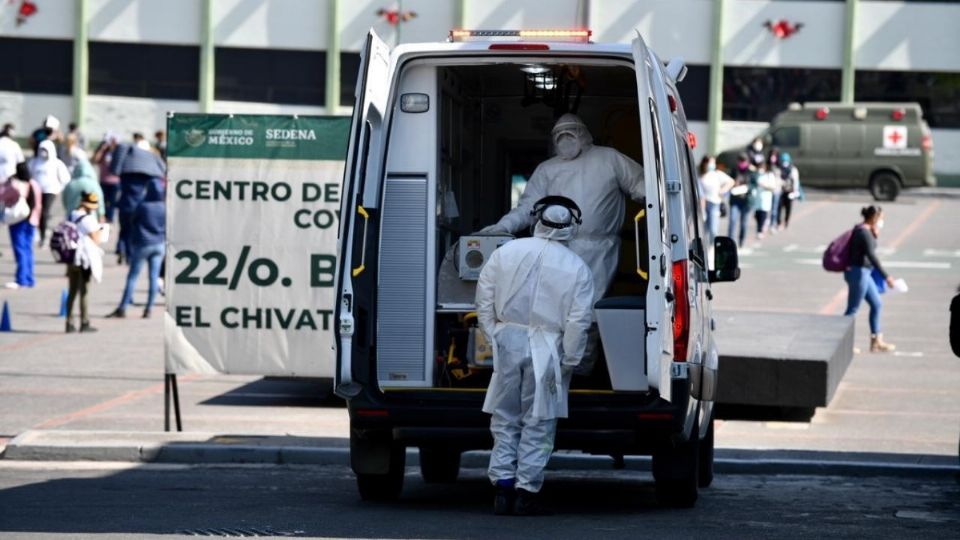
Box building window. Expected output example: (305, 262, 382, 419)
(90, 42, 198, 100)
(340, 52, 362, 107)
(855, 70, 960, 129)
(0, 38, 72, 95)
(675, 65, 709, 122)
(723, 67, 841, 122)
(216, 47, 325, 106)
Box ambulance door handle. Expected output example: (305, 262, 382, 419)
(634, 207, 649, 281)
(352, 206, 370, 278)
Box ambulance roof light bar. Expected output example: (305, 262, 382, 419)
(449, 29, 592, 43)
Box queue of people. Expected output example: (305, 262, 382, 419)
(1, 115, 167, 332)
(699, 138, 804, 249)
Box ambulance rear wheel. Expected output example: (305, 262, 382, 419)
(653, 416, 700, 508)
(419, 447, 461, 483)
(870, 172, 901, 202)
(698, 416, 715, 488)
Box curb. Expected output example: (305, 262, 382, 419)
(3, 430, 958, 479)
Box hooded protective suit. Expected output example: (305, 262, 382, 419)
(477, 204, 594, 493)
(480, 114, 644, 308)
(29, 140, 71, 195)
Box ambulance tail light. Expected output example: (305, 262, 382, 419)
(922, 134, 933, 152)
(671, 260, 690, 362)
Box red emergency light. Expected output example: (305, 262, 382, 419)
(815, 107, 829, 120)
(891, 108, 905, 121)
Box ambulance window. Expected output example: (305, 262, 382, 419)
(772, 127, 800, 148)
(648, 99, 667, 248)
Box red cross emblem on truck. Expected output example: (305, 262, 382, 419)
(882, 126, 907, 149)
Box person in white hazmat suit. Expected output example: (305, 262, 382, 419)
(478, 114, 644, 374)
(476, 197, 595, 516)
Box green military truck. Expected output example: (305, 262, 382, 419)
(718, 102, 935, 201)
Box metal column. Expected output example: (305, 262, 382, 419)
(72, 0, 88, 128)
(707, 0, 726, 155)
(325, 0, 341, 114)
(198, 0, 215, 112)
(841, 0, 859, 104)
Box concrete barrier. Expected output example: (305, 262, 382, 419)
(713, 311, 855, 408)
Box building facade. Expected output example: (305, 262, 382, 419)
(1, 0, 958, 177)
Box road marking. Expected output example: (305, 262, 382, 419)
(923, 249, 960, 258)
(783, 244, 798, 252)
(32, 374, 200, 430)
(889, 200, 941, 250)
(892, 351, 924, 357)
(796, 259, 950, 269)
(790, 200, 828, 221)
(819, 288, 848, 315)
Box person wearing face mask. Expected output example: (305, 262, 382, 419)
(746, 137, 765, 166)
(29, 139, 71, 246)
(477, 114, 643, 313)
(844, 205, 897, 353)
(697, 156, 735, 247)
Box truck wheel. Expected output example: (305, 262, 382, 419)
(698, 417, 715, 488)
(869, 172, 901, 201)
(356, 445, 405, 501)
(653, 419, 700, 508)
(419, 447, 461, 483)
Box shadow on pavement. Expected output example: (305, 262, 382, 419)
(199, 377, 344, 408)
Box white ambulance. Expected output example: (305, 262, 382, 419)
(334, 29, 740, 508)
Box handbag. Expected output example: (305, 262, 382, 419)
(1, 196, 29, 225)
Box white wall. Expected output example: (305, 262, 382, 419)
(856, 2, 960, 72)
(464, 0, 581, 31)
(724, 0, 845, 68)
(85, 95, 198, 144)
(930, 129, 960, 176)
(214, 0, 328, 50)
(0, 1, 75, 40)
(592, 0, 713, 64)
(0, 92, 73, 136)
(89, 0, 200, 45)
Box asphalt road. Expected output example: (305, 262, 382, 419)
(0, 462, 958, 539)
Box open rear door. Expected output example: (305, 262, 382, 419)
(335, 30, 391, 398)
(632, 35, 675, 402)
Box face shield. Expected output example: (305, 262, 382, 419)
(531, 196, 582, 242)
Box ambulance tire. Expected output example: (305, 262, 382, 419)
(356, 445, 406, 501)
(698, 416, 715, 488)
(419, 447, 461, 483)
(653, 417, 700, 508)
(869, 172, 901, 202)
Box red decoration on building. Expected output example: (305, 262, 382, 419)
(376, 7, 417, 27)
(764, 19, 804, 40)
(15, 0, 38, 26)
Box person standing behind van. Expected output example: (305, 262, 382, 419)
(777, 153, 800, 229)
(753, 162, 780, 239)
(4, 163, 41, 288)
(107, 178, 165, 319)
(0, 123, 25, 180)
(727, 153, 752, 247)
(477, 201, 594, 516)
(698, 156, 734, 246)
(110, 140, 166, 264)
(30, 139, 71, 246)
(65, 192, 105, 333)
(844, 206, 897, 353)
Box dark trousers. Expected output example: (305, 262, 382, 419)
(67, 265, 92, 325)
(778, 195, 794, 228)
(39, 193, 56, 243)
(101, 182, 120, 223)
(754, 209, 769, 234)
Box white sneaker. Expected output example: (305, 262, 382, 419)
(4, 282, 20, 289)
